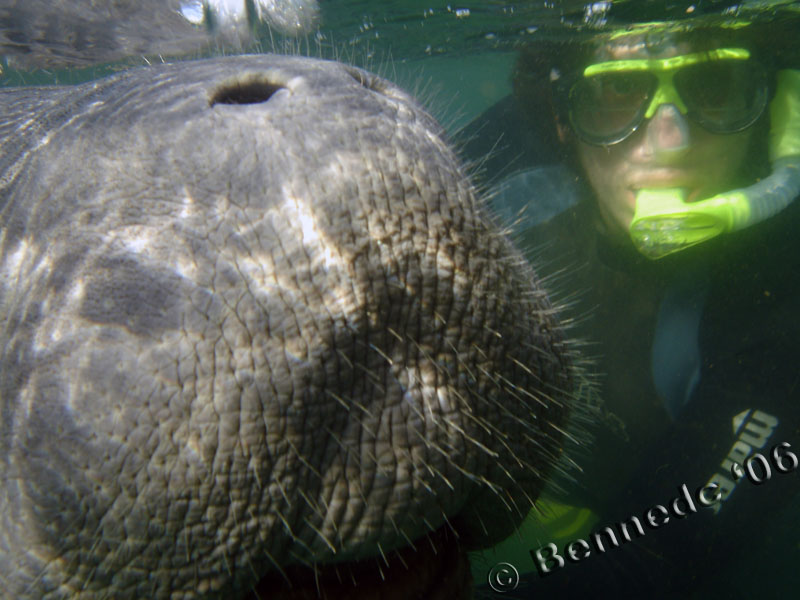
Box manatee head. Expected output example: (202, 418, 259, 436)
(0, 54, 577, 598)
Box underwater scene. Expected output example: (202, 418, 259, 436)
(1, 1, 798, 598)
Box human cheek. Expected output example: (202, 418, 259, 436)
(692, 130, 753, 193)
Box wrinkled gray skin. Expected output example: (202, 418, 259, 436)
(0, 0, 320, 69)
(0, 55, 574, 598)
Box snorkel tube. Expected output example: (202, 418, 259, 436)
(630, 69, 800, 259)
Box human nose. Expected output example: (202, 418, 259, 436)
(645, 103, 691, 157)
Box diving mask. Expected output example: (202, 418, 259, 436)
(566, 48, 769, 146)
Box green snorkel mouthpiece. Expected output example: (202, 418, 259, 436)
(631, 187, 748, 258)
(631, 157, 800, 259)
(631, 70, 800, 259)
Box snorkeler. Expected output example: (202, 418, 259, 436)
(464, 11, 800, 598)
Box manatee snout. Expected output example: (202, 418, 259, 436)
(0, 55, 575, 598)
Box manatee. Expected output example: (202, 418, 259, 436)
(0, 0, 320, 69)
(0, 54, 576, 599)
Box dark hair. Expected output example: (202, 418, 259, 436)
(511, 18, 798, 174)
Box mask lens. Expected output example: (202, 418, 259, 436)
(569, 71, 656, 144)
(675, 60, 768, 133)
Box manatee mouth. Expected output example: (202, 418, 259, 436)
(251, 524, 473, 599)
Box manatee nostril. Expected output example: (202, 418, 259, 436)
(209, 77, 285, 106)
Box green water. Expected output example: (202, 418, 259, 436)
(4, 0, 798, 131)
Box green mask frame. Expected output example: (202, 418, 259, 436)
(584, 48, 751, 120)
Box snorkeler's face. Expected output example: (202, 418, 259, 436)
(574, 37, 758, 237)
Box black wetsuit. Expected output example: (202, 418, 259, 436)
(465, 96, 800, 598)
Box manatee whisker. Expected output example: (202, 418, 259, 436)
(304, 519, 337, 555)
(498, 373, 553, 408)
(385, 326, 404, 343)
(284, 438, 322, 480)
(335, 347, 355, 369)
(296, 488, 326, 521)
(367, 342, 394, 366)
(351, 360, 386, 391)
(548, 421, 582, 446)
